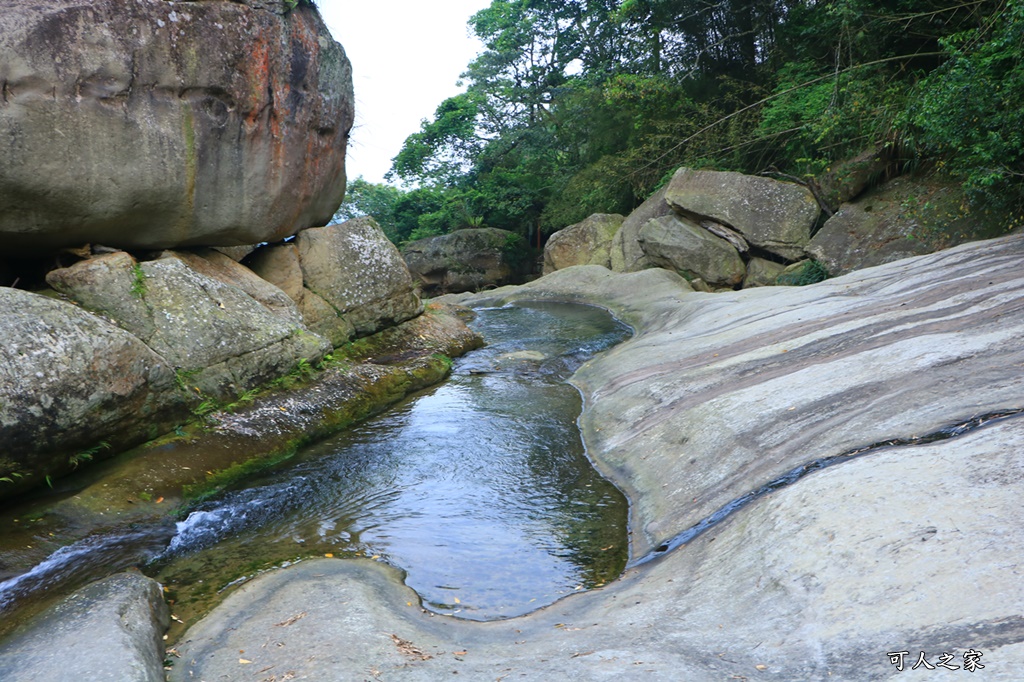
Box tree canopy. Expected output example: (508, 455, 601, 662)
(380, 0, 1021, 244)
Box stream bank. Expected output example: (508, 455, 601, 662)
(0, 304, 480, 641)
(167, 235, 1024, 681)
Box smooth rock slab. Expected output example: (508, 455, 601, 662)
(171, 415, 1024, 681)
(0, 572, 169, 682)
(172, 236, 1024, 680)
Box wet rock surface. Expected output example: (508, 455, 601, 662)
(0, 572, 168, 682)
(173, 235, 1024, 680)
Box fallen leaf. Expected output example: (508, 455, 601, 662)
(390, 634, 433, 661)
(755, 664, 768, 670)
(454, 597, 461, 604)
(324, 553, 334, 558)
(155, 497, 164, 504)
(239, 658, 252, 664)
(275, 612, 306, 627)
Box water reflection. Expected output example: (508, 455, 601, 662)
(153, 302, 631, 622)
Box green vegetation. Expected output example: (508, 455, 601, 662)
(777, 260, 830, 286)
(130, 263, 147, 298)
(69, 441, 110, 469)
(363, 0, 1020, 253)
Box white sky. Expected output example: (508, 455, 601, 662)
(318, 1, 492, 185)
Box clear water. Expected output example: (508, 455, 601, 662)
(147, 301, 632, 629)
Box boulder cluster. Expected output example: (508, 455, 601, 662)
(543, 164, 977, 290)
(0, 0, 430, 499)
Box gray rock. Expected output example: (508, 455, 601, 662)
(0, 287, 183, 498)
(173, 236, 1024, 680)
(638, 213, 746, 286)
(807, 176, 947, 276)
(609, 184, 673, 272)
(816, 144, 893, 209)
(665, 168, 819, 260)
(402, 227, 530, 296)
(0, 572, 168, 682)
(0, 0, 353, 254)
(298, 217, 422, 338)
(742, 256, 786, 287)
(246, 242, 307, 304)
(247, 243, 342, 345)
(542, 213, 623, 273)
(46, 251, 330, 399)
(170, 248, 304, 325)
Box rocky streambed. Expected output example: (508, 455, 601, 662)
(4, 235, 1024, 681)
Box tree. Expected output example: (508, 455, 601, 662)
(331, 177, 404, 242)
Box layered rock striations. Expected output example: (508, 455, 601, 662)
(0, 0, 353, 253)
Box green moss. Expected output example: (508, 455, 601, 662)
(130, 264, 147, 298)
(183, 446, 300, 504)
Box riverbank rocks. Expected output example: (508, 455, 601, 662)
(610, 185, 673, 273)
(0, 572, 169, 682)
(0, 287, 184, 498)
(46, 251, 330, 400)
(805, 174, 1008, 277)
(172, 235, 1024, 680)
(402, 228, 530, 296)
(297, 218, 422, 336)
(542, 213, 623, 273)
(0, 0, 353, 254)
(637, 213, 746, 286)
(664, 168, 819, 260)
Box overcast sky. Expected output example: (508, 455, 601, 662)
(319, 1, 492, 185)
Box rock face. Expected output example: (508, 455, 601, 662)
(637, 213, 746, 286)
(46, 251, 330, 399)
(742, 256, 786, 287)
(0, 0, 354, 254)
(609, 185, 673, 272)
(0, 287, 184, 497)
(664, 168, 819, 260)
(0, 572, 169, 682)
(542, 213, 623, 273)
(402, 228, 530, 296)
(172, 236, 1024, 680)
(297, 217, 423, 337)
(807, 175, 965, 276)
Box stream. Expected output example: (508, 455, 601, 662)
(0, 301, 632, 636)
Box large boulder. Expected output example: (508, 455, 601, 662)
(542, 213, 623, 274)
(402, 228, 531, 296)
(296, 217, 423, 338)
(806, 175, 978, 277)
(0, 573, 169, 682)
(638, 214, 746, 287)
(0, 287, 184, 497)
(0, 0, 353, 254)
(609, 185, 674, 272)
(664, 168, 820, 260)
(45, 250, 330, 399)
